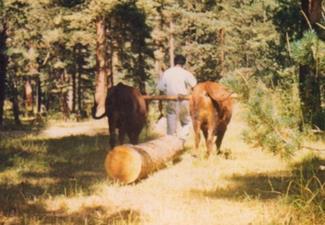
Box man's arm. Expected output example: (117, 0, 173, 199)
(157, 75, 166, 92)
(186, 72, 197, 88)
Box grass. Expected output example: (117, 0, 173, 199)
(0, 104, 324, 225)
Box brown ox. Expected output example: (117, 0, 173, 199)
(189, 81, 232, 156)
(93, 82, 147, 148)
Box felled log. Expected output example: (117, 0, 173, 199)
(105, 135, 184, 184)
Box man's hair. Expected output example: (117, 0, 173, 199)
(174, 55, 186, 66)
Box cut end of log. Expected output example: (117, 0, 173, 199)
(105, 145, 143, 184)
(104, 136, 184, 184)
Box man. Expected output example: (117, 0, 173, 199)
(158, 54, 197, 141)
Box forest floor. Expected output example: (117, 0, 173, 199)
(0, 103, 324, 225)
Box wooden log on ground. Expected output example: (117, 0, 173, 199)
(105, 135, 184, 184)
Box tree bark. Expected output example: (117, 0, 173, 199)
(70, 46, 77, 113)
(0, 21, 7, 127)
(301, 0, 323, 26)
(24, 78, 33, 117)
(8, 79, 21, 125)
(94, 17, 109, 117)
(105, 135, 184, 184)
(60, 70, 70, 120)
(77, 62, 82, 114)
(168, 20, 175, 67)
(107, 18, 114, 87)
(67, 71, 74, 112)
(35, 77, 42, 113)
(219, 28, 225, 77)
(138, 53, 146, 95)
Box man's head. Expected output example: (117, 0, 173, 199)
(174, 55, 186, 66)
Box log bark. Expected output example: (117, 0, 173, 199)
(105, 135, 184, 184)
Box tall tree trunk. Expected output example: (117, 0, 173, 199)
(67, 72, 74, 112)
(77, 58, 82, 115)
(168, 20, 175, 67)
(70, 46, 77, 113)
(138, 53, 146, 95)
(154, 7, 166, 116)
(94, 17, 109, 117)
(107, 18, 114, 87)
(299, 0, 323, 128)
(9, 79, 21, 125)
(70, 44, 79, 113)
(24, 78, 33, 117)
(60, 70, 69, 120)
(35, 77, 42, 113)
(218, 28, 225, 77)
(0, 21, 7, 127)
(301, 0, 323, 26)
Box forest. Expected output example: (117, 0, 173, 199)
(0, 0, 324, 224)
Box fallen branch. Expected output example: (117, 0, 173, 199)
(302, 145, 325, 152)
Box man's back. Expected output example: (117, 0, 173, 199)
(158, 66, 196, 96)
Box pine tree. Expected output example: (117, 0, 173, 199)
(0, 1, 7, 127)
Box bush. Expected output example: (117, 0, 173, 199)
(222, 68, 303, 157)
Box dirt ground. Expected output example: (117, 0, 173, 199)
(1, 103, 324, 225)
(41, 103, 323, 225)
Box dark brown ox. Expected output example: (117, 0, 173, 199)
(93, 82, 147, 148)
(189, 81, 232, 156)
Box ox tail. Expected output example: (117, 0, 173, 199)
(206, 85, 232, 102)
(91, 95, 107, 119)
(205, 85, 231, 120)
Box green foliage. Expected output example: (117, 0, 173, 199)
(245, 82, 302, 156)
(109, 2, 154, 92)
(292, 31, 325, 74)
(222, 67, 303, 157)
(221, 1, 324, 155)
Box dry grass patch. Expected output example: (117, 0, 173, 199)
(0, 103, 324, 224)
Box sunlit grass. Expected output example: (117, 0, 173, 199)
(0, 105, 324, 225)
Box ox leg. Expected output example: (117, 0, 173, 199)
(193, 121, 201, 156)
(128, 130, 138, 145)
(206, 129, 215, 157)
(216, 124, 227, 154)
(118, 127, 126, 145)
(109, 118, 116, 148)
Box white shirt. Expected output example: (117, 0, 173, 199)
(158, 66, 197, 96)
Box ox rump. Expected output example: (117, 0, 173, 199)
(105, 135, 184, 184)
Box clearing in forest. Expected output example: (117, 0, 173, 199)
(0, 103, 324, 225)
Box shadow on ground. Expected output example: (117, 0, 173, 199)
(0, 133, 110, 222)
(190, 156, 325, 202)
(0, 127, 157, 224)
